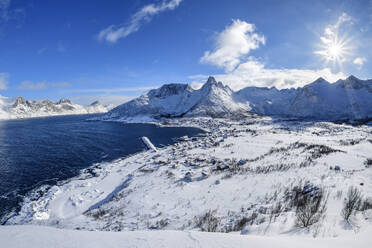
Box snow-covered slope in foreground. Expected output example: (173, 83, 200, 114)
(102, 75, 372, 121)
(0, 96, 109, 120)
(0, 225, 371, 248)
(7, 117, 372, 241)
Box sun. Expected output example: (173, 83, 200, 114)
(314, 21, 354, 68)
(322, 39, 348, 62)
(314, 38, 349, 65)
(328, 43, 342, 60)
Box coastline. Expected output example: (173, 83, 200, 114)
(0, 112, 106, 121)
(1, 117, 205, 225)
(3, 116, 372, 241)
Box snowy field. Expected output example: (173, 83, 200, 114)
(1, 225, 371, 248)
(3, 116, 372, 246)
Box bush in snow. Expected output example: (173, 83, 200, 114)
(341, 186, 362, 222)
(231, 212, 258, 231)
(88, 208, 108, 220)
(195, 210, 220, 232)
(360, 197, 372, 211)
(269, 202, 284, 223)
(294, 186, 327, 228)
(364, 158, 372, 168)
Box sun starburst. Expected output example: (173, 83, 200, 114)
(314, 34, 352, 68)
(314, 14, 354, 69)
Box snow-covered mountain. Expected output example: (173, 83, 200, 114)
(0, 96, 109, 120)
(102, 75, 372, 121)
(185, 77, 251, 117)
(234, 86, 298, 116)
(86, 101, 110, 114)
(102, 76, 251, 121)
(290, 76, 372, 120)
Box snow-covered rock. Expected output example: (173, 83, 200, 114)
(0, 96, 109, 120)
(102, 75, 372, 121)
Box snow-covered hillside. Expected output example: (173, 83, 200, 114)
(0, 96, 109, 120)
(1, 225, 371, 248)
(102, 75, 372, 121)
(7, 117, 372, 240)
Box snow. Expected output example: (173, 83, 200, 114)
(102, 76, 251, 121)
(0, 225, 371, 248)
(5, 117, 372, 243)
(3, 76, 372, 245)
(101, 76, 372, 122)
(0, 96, 109, 120)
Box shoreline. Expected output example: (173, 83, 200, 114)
(0, 117, 205, 225)
(3, 116, 372, 240)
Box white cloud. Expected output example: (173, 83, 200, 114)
(335, 12, 353, 29)
(353, 57, 367, 69)
(0, 0, 10, 22)
(98, 0, 182, 43)
(197, 19, 347, 90)
(218, 62, 345, 89)
(191, 60, 346, 90)
(189, 81, 204, 90)
(57, 41, 67, 52)
(18, 81, 71, 90)
(18, 81, 46, 90)
(200, 19, 265, 72)
(50, 82, 71, 88)
(0, 72, 9, 90)
(320, 13, 353, 40)
(70, 94, 133, 107)
(64, 86, 157, 94)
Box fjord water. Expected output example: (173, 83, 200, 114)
(0, 114, 203, 222)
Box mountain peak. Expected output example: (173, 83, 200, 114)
(312, 77, 329, 84)
(13, 96, 28, 107)
(346, 75, 359, 81)
(206, 76, 217, 84)
(103, 75, 372, 121)
(315, 77, 326, 82)
(202, 76, 227, 90)
(148, 83, 190, 98)
(57, 98, 71, 104)
(15, 96, 26, 102)
(90, 101, 101, 106)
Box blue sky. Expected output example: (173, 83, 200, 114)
(0, 0, 372, 105)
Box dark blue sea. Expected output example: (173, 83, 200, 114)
(0, 114, 203, 222)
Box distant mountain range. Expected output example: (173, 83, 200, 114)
(0, 96, 111, 120)
(102, 75, 372, 121)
